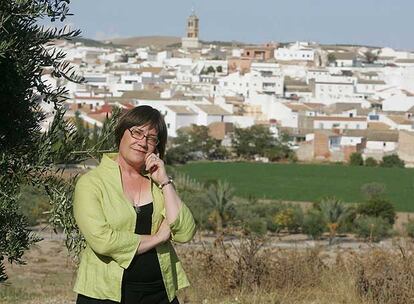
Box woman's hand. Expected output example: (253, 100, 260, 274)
(145, 153, 169, 185)
(156, 220, 171, 243)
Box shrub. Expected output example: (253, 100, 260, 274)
(17, 185, 50, 226)
(354, 216, 392, 241)
(235, 201, 283, 233)
(263, 145, 293, 162)
(357, 198, 396, 225)
(360, 182, 386, 200)
(380, 154, 405, 168)
(273, 206, 303, 233)
(181, 191, 212, 231)
(365, 157, 378, 167)
(404, 219, 414, 238)
(243, 216, 268, 236)
(337, 204, 358, 233)
(251, 203, 283, 232)
(302, 209, 326, 239)
(165, 145, 191, 164)
(288, 152, 298, 163)
(349, 152, 364, 166)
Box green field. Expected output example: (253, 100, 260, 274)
(174, 162, 414, 212)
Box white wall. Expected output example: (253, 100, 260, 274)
(225, 115, 255, 128)
(313, 119, 367, 130)
(314, 82, 355, 101)
(356, 82, 387, 95)
(268, 102, 298, 128)
(382, 95, 414, 112)
(340, 136, 363, 146)
(366, 141, 397, 152)
(275, 48, 315, 61)
(218, 71, 284, 97)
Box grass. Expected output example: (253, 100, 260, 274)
(174, 162, 414, 212)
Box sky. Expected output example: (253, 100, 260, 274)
(66, 0, 414, 50)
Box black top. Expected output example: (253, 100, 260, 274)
(76, 202, 178, 304)
(122, 202, 164, 292)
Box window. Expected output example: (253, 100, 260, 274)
(167, 123, 170, 128)
(319, 123, 324, 129)
(329, 137, 340, 149)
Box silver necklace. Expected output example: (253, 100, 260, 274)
(133, 204, 141, 214)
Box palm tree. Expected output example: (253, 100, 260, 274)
(202, 180, 235, 233)
(319, 197, 349, 245)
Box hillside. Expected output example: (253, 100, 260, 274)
(106, 35, 181, 48)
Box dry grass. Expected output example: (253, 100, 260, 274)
(177, 234, 414, 304)
(1, 233, 77, 304)
(3, 231, 414, 304)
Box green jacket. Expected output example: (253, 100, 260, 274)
(73, 153, 196, 302)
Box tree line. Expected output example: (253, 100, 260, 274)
(166, 124, 295, 164)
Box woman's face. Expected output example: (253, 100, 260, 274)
(118, 124, 158, 167)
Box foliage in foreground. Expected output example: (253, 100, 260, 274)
(0, 0, 83, 282)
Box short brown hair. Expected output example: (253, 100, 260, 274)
(115, 106, 168, 159)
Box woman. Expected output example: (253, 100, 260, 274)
(73, 105, 196, 304)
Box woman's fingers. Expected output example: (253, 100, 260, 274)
(145, 153, 164, 172)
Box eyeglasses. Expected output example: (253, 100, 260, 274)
(128, 128, 159, 146)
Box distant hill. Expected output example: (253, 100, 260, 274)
(67, 36, 249, 50)
(69, 37, 123, 48)
(106, 36, 181, 48)
(200, 40, 249, 47)
(68, 36, 386, 52)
